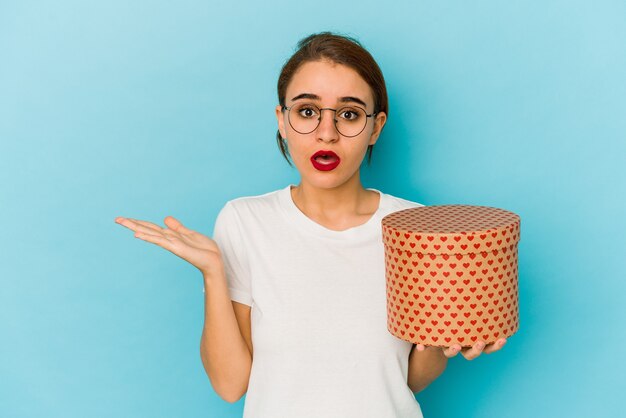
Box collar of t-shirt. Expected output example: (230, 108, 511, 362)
(279, 184, 387, 244)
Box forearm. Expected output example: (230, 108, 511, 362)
(200, 272, 252, 403)
(407, 345, 449, 394)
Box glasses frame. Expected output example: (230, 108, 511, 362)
(281, 103, 377, 138)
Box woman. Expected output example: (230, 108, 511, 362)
(115, 32, 506, 417)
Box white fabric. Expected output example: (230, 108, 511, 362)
(210, 184, 425, 418)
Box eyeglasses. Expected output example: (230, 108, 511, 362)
(281, 102, 376, 138)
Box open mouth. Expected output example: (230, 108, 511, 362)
(310, 150, 340, 171)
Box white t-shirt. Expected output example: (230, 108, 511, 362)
(210, 184, 425, 418)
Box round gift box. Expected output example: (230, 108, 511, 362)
(381, 205, 521, 347)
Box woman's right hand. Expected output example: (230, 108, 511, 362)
(115, 216, 224, 279)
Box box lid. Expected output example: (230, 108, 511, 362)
(381, 205, 521, 255)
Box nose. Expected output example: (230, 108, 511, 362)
(316, 108, 339, 143)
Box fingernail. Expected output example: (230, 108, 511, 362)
(477, 343, 485, 349)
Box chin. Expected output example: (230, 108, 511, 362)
(304, 175, 359, 191)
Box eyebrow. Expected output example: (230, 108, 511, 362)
(290, 93, 368, 108)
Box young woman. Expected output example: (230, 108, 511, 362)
(115, 32, 506, 417)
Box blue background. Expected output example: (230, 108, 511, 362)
(1, 1, 624, 417)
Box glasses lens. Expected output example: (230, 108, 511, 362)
(288, 102, 321, 134)
(335, 106, 367, 137)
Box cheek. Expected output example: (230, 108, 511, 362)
(285, 138, 307, 162)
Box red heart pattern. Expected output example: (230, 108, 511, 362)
(381, 205, 521, 347)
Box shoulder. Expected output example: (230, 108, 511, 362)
(377, 190, 425, 217)
(213, 187, 286, 239)
(228, 187, 282, 209)
(218, 187, 285, 222)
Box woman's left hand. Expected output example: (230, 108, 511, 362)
(414, 338, 507, 360)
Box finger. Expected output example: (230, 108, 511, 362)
(129, 218, 165, 233)
(460, 341, 485, 360)
(164, 216, 194, 235)
(131, 218, 181, 240)
(414, 344, 426, 352)
(117, 218, 163, 236)
(134, 230, 176, 250)
(115, 217, 143, 231)
(482, 338, 507, 354)
(442, 344, 462, 358)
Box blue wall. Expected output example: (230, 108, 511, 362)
(1, 1, 624, 417)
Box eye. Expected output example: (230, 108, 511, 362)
(338, 107, 362, 121)
(295, 104, 319, 118)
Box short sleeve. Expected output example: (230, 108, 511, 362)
(209, 201, 253, 306)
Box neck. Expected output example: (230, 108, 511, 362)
(290, 172, 376, 221)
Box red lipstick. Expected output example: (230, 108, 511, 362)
(310, 150, 341, 171)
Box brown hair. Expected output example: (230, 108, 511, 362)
(276, 31, 389, 167)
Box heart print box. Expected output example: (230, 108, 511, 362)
(381, 205, 521, 347)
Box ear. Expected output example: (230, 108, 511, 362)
(368, 111, 387, 146)
(275, 105, 287, 140)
